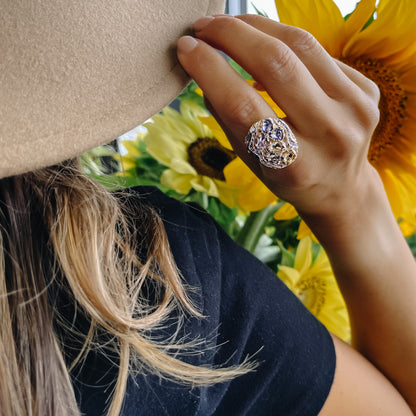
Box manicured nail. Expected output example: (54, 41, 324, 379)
(177, 36, 198, 54)
(193, 16, 214, 32)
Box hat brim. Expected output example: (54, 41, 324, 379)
(0, 0, 226, 178)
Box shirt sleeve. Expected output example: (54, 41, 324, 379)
(123, 186, 336, 416)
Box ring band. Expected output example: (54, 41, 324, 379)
(244, 118, 298, 169)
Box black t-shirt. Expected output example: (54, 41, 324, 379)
(67, 186, 335, 415)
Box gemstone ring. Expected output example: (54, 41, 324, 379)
(244, 117, 298, 169)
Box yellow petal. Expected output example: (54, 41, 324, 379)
(198, 116, 233, 150)
(121, 139, 141, 157)
(180, 100, 208, 118)
(247, 81, 286, 118)
(342, 0, 376, 48)
(144, 131, 187, 166)
(318, 307, 351, 342)
(190, 175, 219, 197)
(116, 156, 137, 172)
(382, 41, 416, 70)
(399, 219, 416, 237)
(214, 180, 241, 208)
(293, 237, 313, 274)
(238, 179, 277, 212)
(297, 220, 319, 243)
(309, 248, 333, 276)
(277, 266, 300, 290)
(161, 170, 193, 194)
(223, 158, 254, 186)
(274, 202, 298, 220)
(170, 158, 197, 175)
(400, 66, 416, 93)
(225, 158, 277, 210)
(274, 0, 345, 57)
(344, 0, 416, 60)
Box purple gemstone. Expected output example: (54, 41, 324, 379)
(262, 119, 273, 133)
(270, 128, 283, 141)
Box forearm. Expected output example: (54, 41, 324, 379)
(302, 171, 416, 410)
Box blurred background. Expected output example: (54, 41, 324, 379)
(227, 0, 363, 18)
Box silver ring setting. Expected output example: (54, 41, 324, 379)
(244, 118, 298, 169)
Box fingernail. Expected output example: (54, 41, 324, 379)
(194, 16, 214, 32)
(177, 36, 198, 54)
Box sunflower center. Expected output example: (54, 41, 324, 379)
(187, 137, 236, 180)
(297, 277, 327, 316)
(342, 58, 407, 163)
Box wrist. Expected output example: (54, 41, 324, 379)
(298, 165, 400, 258)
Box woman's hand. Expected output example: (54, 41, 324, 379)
(177, 15, 416, 415)
(177, 14, 381, 222)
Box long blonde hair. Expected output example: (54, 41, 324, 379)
(0, 160, 253, 416)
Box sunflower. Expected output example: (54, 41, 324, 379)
(198, 111, 277, 211)
(274, 0, 416, 226)
(197, 83, 284, 212)
(143, 100, 240, 208)
(278, 237, 351, 342)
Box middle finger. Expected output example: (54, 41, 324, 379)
(194, 15, 332, 134)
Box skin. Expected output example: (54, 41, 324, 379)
(176, 14, 416, 415)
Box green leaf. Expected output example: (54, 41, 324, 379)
(235, 204, 280, 253)
(229, 58, 253, 81)
(362, 12, 375, 30)
(178, 80, 205, 107)
(406, 233, 416, 260)
(277, 240, 296, 267)
(251, 3, 269, 18)
(271, 217, 301, 249)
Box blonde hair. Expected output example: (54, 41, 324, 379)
(0, 160, 253, 416)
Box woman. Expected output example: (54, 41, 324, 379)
(1, 0, 415, 415)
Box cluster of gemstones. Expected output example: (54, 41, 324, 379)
(244, 118, 298, 169)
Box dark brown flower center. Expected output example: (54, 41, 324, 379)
(342, 58, 407, 164)
(187, 137, 236, 181)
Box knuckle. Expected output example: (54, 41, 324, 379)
(325, 122, 355, 148)
(260, 41, 298, 82)
(239, 14, 264, 26)
(361, 98, 380, 132)
(349, 92, 380, 133)
(323, 100, 380, 159)
(211, 15, 241, 33)
(225, 93, 260, 127)
(288, 28, 320, 54)
(320, 111, 362, 158)
(366, 78, 381, 102)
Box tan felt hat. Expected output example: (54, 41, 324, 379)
(0, 0, 225, 179)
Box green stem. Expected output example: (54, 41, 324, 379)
(236, 203, 281, 253)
